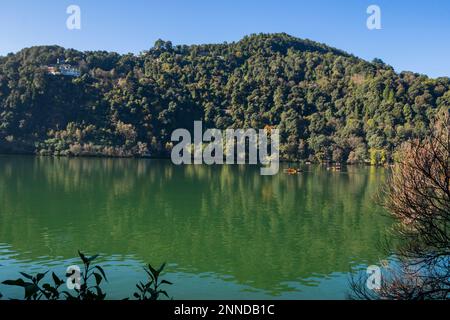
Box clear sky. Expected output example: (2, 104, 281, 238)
(1, 0, 449, 78)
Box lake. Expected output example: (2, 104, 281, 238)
(0, 156, 393, 299)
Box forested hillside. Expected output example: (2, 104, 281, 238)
(0, 33, 449, 164)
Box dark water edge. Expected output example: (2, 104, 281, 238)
(0, 148, 383, 166)
(0, 155, 394, 299)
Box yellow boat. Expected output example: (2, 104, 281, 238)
(283, 168, 302, 175)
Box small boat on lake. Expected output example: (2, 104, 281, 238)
(283, 167, 303, 175)
(327, 163, 342, 171)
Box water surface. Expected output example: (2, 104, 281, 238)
(0, 156, 393, 299)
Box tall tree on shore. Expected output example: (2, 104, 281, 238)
(351, 110, 450, 300)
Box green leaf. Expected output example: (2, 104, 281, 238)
(78, 251, 88, 264)
(157, 263, 166, 274)
(147, 264, 158, 278)
(24, 284, 39, 299)
(88, 254, 99, 262)
(2, 279, 29, 287)
(93, 272, 102, 286)
(19, 272, 33, 280)
(52, 272, 64, 286)
(36, 271, 48, 283)
(94, 266, 108, 282)
(144, 268, 155, 281)
(94, 286, 106, 300)
(161, 280, 173, 285)
(42, 284, 59, 297)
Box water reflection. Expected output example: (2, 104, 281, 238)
(0, 156, 392, 298)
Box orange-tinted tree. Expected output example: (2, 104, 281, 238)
(351, 110, 450, 300)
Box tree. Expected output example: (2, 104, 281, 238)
(0, 34, 449, 161)
(351, 110, 450, 300)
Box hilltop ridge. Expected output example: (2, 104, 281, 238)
(0, 33, 449, 163)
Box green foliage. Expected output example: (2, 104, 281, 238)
(2, 271, 65, 300)
(1, 33, 449, 162)
(1, 251, 172, 300)
(133, 263, 172, 300)
(62, 251, 107, 300)
(369, 148, 387, 166)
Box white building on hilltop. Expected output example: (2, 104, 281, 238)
(59, 65, 81, 77)
(46, 58, 81, 77)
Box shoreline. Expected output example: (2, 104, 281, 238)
(0, 152, 392, 167)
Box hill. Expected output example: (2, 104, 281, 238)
(0, 33, 449, 163)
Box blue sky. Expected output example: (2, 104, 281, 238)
(1, 0, 449, 78)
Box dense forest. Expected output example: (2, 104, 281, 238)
(0, 33, 449, 164)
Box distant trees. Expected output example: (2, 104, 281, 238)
(0, 33, 449, 162)
(351, 111, 450, 299)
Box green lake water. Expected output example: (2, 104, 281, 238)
(0, 156, 393, 299)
